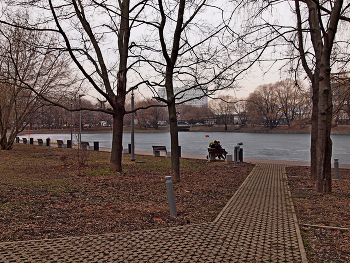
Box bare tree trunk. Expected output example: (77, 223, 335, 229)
(168, 100, 180, 182)
(0, 132, 9, 150)
(310, 77, 319, 182)
(109, 0, 129, 172)
(110, 112, 124, 172)
(316, 63, 333, 193)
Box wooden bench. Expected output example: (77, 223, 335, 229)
(57, 140, 64, 148)
(38, 139, 43, 146)
(208, 148, 227, 161)
(152, 146, 167, 157)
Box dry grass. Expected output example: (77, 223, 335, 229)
(0, 144, 253, 242)
(287, 166, 350, 262)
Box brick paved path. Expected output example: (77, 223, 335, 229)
(0, 163, 307, 262)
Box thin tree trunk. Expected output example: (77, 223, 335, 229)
(310, 77, 319, 182)
(109, 0, 129, 172)
(168, 101, 180, 182)
(316, 64, 333, 193)
(110, 112, 124, 172)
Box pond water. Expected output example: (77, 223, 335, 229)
(20, 131, 350, 164)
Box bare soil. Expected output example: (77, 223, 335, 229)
(0, 144, 254, 242)
(286, 166, 350, 263)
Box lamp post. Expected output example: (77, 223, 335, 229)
(79, 94, 85, 149)
(131, 90, 136, 161)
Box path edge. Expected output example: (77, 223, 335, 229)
(284, 166, 308, 263)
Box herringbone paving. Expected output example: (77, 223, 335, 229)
(0, 163, 307, 262)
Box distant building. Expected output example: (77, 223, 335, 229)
(158, 86, 208, 107)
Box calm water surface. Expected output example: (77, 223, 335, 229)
(21, 131, 350, 164)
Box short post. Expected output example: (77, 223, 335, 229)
(165, 176, 177, 217)
(128, 143, 132, 154)
(334, 158, 339, 180)
(94, 142, 99, 151)
(178, 146, 181, 158)
(30, 138, 34, 145)
(16, 137, 19, 143)
(67, 140, 72, 149)
(234, 146, 240, 168)
(46, 138, 50, 151)
(237, 142, 243, 162)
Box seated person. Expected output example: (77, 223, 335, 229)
(209, 140, 217, 148)
(216, 141, 224, 159)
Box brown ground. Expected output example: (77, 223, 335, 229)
(287, 166, 350, 262)
(1, 144, 349, 262)
(0, 144, 254, 242)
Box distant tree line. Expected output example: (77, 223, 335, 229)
(22, 78, 349, 131)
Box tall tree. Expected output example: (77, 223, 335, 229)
(295, 0, 344, 193)
(138, 0, 266, 181)
(240, 0, 349, 193)
(0, 15, 74, 150)
(1, 0, 148, 171)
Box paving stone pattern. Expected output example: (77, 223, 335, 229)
(0, 163, 306, 262)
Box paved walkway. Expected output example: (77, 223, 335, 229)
(0, 163, 307, 262)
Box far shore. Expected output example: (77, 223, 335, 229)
(18, 124, 350, 135)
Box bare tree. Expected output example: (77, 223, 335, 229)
(294, 0, 346, 193)
(209, 95, 236, 130)
(1, 0, 150, 172)
(247, 84, 282, 128)
(331, 72, 350, 124)
(133, 0, 267, 181)
(0, 15, 74, 150)
(239, 0, 349, 193)
(179, 104, 211, 125)
(274, 79, 308, 126)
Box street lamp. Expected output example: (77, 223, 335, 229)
(131, 90, 136, 161)
(79, 94, 85, 149)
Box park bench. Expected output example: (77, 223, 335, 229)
(152, 146, 167, 157)
(38, 139, 43, 146)
(81, 141, 90, 150)
(57, 140, 64, 148)
(208, 148, 227, 161)
(22, 138, 27, 144)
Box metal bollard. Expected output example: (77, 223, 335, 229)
(234, 146, 240, 168)
(46, 138, 50, 151)
(334, 159, 339, 179)
(94, 142, 99, 151)
(239, 148, 243, 162)
(237, 142, 243, 162)
(30, 138, 34, 145)
(165, 176, 177, 217)
(16, 137, 19, 143)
